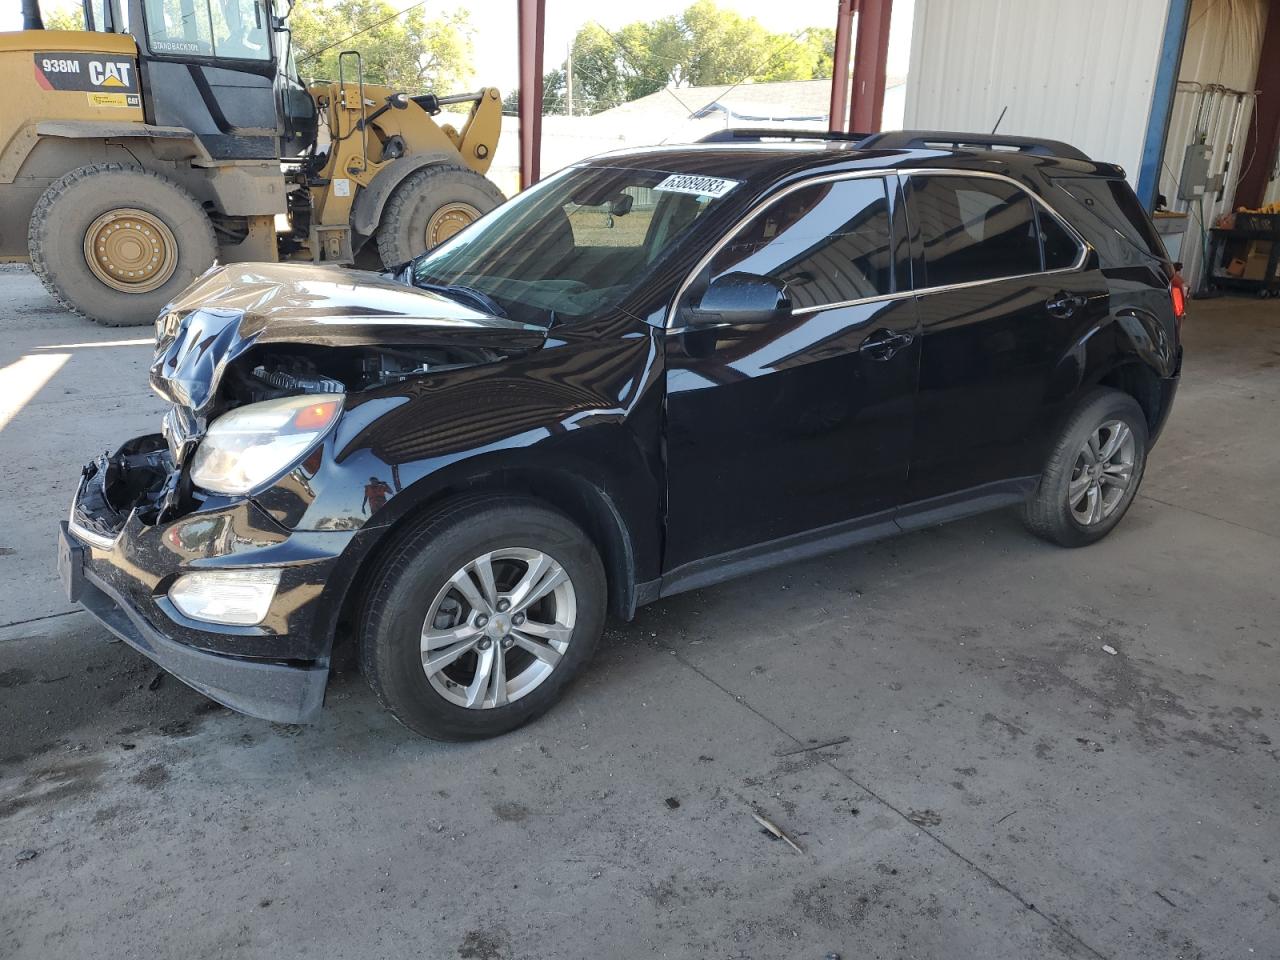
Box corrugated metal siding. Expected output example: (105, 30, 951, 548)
(904, 0, 1171, 178)
(1157, 0, 1266, 287)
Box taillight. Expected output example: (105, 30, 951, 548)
(1170, 271, 1186, 335)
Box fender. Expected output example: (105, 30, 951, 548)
(305, 444, 660, 650)
(1047, 307, 1176, 405)
(34, 120, 211, 161)
(350, 150, 466, 237)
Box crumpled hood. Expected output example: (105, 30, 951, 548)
(149, 262, 548, 416)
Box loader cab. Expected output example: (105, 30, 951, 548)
(81, 0, 311, 160)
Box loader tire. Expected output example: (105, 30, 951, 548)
(29, 163, 217, 327)
(375, 164, 505, 268)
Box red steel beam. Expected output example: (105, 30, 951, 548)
(849, 0, 893, 134)
(1235, 0, 1280, 210)
(828, 0, 856, 134)
(517, 0, 545, 189)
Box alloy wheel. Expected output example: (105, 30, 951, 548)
(420, 547, 576, 709)
(1068, 419, 1136, 525)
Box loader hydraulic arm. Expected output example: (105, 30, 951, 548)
(413, 87, 502, 175)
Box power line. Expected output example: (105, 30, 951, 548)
(297, 0, 431, 63)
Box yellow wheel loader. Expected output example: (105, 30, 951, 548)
(2, 0, 503, 326)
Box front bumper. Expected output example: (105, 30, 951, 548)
(61, 522, 327, 723)
(58, 442, 358, 724)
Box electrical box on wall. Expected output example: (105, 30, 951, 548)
(1178, 143, 1213, 200)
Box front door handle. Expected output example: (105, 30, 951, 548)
(859, 328, 915, 361)
(1046, 291, 1087, 317)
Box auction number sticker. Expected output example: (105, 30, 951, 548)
(653, 174, 740, 199)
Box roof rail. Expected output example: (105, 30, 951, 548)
(697, 128, 874, 144)
(857, 130, 1091, 161)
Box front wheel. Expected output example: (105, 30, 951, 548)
(359, 497, 606, 740)
(1022, 389, 1149, 547)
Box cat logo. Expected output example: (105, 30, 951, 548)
(88, 61, 132, 88)
(33, 52, 139, 94)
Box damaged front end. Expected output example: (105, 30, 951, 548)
(72, 436, 175, 545)
(79, 263, 547, 534)
(61, 262, 549, 723)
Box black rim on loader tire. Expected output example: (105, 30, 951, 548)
(375, 164, 505, 269)
(28, 162, 217, 327)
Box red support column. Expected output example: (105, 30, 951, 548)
(849, 0, 893, 134)
(828, 0, 856, 134)
(1236, 1, 1280, 210)
(517, 0, 545, 190)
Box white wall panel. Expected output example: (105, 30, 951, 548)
(904, 0, 1171, 180)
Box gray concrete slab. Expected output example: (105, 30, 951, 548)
(1, 269, 1277, 959)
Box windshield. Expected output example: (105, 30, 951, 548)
(411, 165, 742, 326)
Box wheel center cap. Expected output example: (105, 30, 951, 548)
(486, 614, 510, 638)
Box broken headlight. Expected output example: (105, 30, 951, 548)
(189, 394, 343, 495)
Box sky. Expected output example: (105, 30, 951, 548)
(3, 0, 916, 95)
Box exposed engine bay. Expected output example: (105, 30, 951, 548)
(220, 343, 504, 411)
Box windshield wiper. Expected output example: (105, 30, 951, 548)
(412, 280, 507, 318)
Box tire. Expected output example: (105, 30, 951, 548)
(1022, 388, 1149, 547)
(359, 496, 606, 740)
(374, 164, 505, 268)
(28, 163, 217, 327)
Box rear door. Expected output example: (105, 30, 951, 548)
(663, 173, 919, 575)
(902, 171, 1108, 513)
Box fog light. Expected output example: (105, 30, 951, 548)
(168, 569, 281, 626)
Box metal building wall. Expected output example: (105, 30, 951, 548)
(903, 0, 1171, 179)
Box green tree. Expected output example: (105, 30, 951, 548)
(42, 3, 86, 30)
(544, 2, 835, 116)
(291, 0, 474, 95)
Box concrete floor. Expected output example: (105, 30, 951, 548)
(1, 265, 1277, 959)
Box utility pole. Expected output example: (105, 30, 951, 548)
(566, 42, 574, 117)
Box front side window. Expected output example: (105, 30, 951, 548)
(910, 175, 1042, 287)
(706, 177, 895, 310)
(144, 0, 271, 60)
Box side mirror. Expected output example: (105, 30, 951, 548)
(687, 272, 791, 326)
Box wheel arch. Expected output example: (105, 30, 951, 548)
(322, 462, 644, 667)
(350, 151, 467, 238)
(1050, 307, 1177, 432)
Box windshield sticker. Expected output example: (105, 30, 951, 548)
(653, 174, 740, 199)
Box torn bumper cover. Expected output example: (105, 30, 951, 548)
(58, 440, 353, 724)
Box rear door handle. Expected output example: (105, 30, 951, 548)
(1046, 291, 1087, 317)
(859, 328, 915, 361)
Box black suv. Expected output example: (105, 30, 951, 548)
(58, 130, 1184, 740)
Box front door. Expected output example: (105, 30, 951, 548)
(663, 173, 920, 580)
(134, 0, 281, 160)
(901, 171, 1110, 512)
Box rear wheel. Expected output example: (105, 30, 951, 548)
(374, 164, 505, 268)
(28, 163, 216, 326)
(1023, 389, 1149, 547)
(359, 497, 605, 740)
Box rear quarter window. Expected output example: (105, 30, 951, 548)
(1054, 177, 1169, 262)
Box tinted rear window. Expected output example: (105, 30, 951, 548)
(1055, 177, 1168, 261)
(910, 175, 1041, 287)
